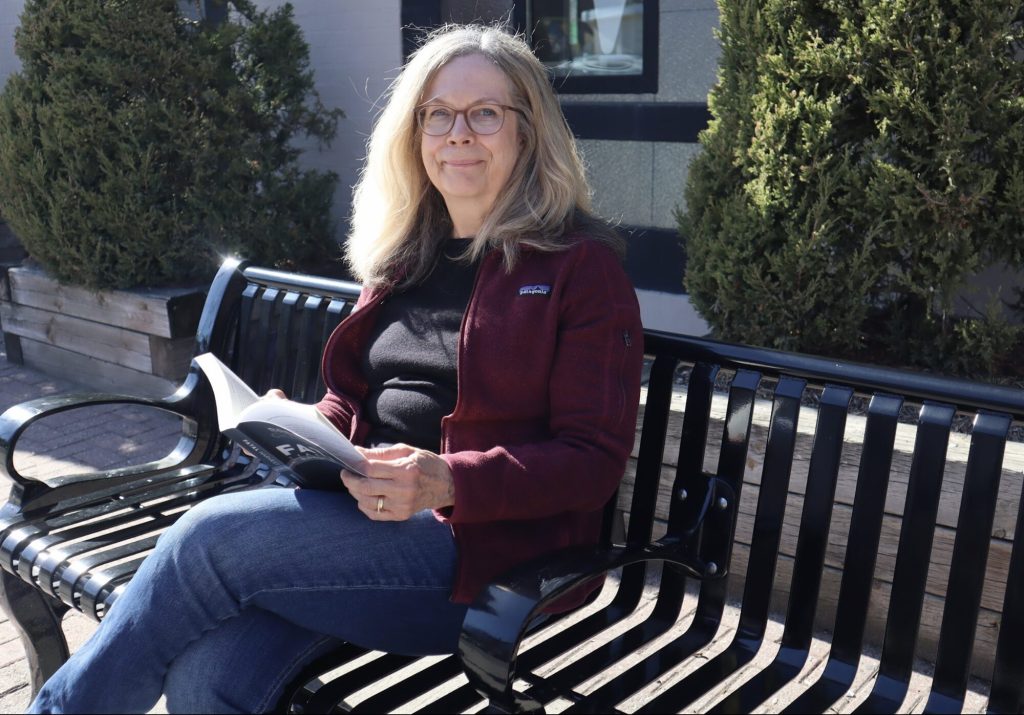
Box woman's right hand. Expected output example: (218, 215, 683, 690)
(342, 444, 456, 521)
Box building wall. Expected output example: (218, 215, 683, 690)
(561, 0, 718, 233)
(0, 0, 21, 80)
(248, 0, 403, 249)
(559, 1, 717, 334)
(435, 0, 719, 235)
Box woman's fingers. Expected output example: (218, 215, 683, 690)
(354, 443, 415, 460)
(340, 446, 455, 520)
(340, 470, 406, 521)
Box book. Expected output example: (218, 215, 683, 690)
(194, 352, 369, 490)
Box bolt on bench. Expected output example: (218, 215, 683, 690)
(0, 257, 1022, 713)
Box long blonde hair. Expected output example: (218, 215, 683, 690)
(345, 23, 623, 288)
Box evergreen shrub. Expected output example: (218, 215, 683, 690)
(682, 0, 1024, 376)
(0, 0, 342, 289)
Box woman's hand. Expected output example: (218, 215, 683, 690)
(341, 444, 455, 521)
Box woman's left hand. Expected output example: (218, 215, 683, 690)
(341, 444, 455, 521)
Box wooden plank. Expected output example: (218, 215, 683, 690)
(7, 265, 205, 339)
(149, 335, 195, 380)
(621, 459, 1015, 609)
(726, 542, 1000, 680)
(0, 302, 153, 373)
(18, 338, 176, 399)
(630, 388, 1023, 540)
(730, 484, 1012, 614)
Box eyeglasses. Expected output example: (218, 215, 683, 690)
(415, 103, 522, 136)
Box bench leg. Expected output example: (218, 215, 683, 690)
(0, 569, 70, 696)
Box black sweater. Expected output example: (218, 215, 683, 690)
(361, 239, 480, 451)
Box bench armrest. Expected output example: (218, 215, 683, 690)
(458, 478, 735, 713)
(0, 374, 217, 506)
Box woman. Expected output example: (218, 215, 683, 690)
(29, 23, 643, 714)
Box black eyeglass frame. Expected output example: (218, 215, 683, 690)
(415, 103, 525, 136)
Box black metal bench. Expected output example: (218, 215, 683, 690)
(0, 257, 1022, 713)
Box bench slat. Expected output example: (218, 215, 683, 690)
(927, 411, 1012, 712)
(707, 384, 854, 713)
(854, 402, 957, 713)
(630, 376, 805, 713)
(271, 291, 302, 392)
(290, 295, 327, 402)
(989, 480, 1024, 714)
(670, 361, 719, 539)
(775, 394, 901, 713)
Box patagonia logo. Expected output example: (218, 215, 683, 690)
(518, 284, 551, 296)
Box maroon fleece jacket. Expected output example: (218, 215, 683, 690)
(316, 238, 644, 605)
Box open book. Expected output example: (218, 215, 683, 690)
(194, 352, 369, 490)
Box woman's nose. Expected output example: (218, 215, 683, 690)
(447, 112, 474, 143)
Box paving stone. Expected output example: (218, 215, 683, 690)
(0, 660, 30, 698)
(0, 636, 29, 669)
(0, 683, 30, 712)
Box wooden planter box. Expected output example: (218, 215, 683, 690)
(0, 264, 205, 397)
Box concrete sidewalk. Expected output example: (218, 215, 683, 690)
(0, 347, 181, 711)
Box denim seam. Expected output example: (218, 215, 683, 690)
(255, 633, 337, 713)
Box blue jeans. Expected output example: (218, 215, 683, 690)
(29, 487, 467, 713)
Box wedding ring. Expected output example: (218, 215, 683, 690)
(376, 496, 384, 513)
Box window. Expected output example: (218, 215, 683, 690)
(177, 0, 226, 25)
(525, 0, 657, 93)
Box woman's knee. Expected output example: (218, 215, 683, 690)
(156, 491, 278, 566)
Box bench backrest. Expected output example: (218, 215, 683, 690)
(178, 259, 362, 469)
(190, 260, 1023, 710)
(196, 259, 362, 401)
(629, 329, 1024, 712)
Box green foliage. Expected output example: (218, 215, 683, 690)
(682, 0, 1024, 375)
(0, 0, 342, 289)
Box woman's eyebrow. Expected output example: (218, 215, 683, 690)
(420, 95, 506, 105)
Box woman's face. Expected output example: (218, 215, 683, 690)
(419, 54, 522, 232)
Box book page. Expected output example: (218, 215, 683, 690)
(194, 353, 260, 430)
(194, 352, 369, 477)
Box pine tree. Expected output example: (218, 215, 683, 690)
(0, 0, 342, 289)
(682, 0, 1024, 375)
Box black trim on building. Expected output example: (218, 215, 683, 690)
(511, 3, 527, 31)
(202, 0, 227, 25)
(620, 226, 686, 294)
(401, 0, 443, 58)
(561, 101, 710, 143)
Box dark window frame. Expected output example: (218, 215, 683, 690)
(201, 0, 227, 25)
(514, 0, 659, 94)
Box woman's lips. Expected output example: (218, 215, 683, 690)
(445, 159, 483, 167)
